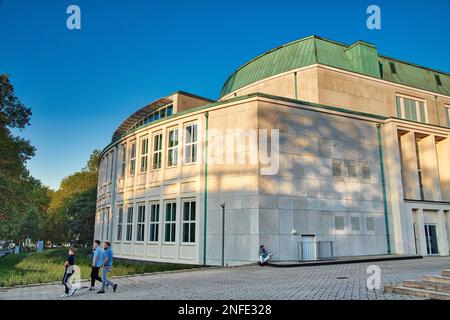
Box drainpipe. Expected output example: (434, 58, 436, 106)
(294, 72, 298, 100)
(203, 111, 209, 265)
(376, 123, 392, 255)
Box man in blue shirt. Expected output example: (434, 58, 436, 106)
(89, 240, 103, 290)
(98, 241, 118, 294)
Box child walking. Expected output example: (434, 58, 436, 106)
(61, 247, 77, 298)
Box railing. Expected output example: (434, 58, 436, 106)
(298, 241, 334, 261)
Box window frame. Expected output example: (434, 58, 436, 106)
(125, 205, 134, 242)
(148, 202, 160, 243)
(116, 206, 124, 242)
(140, 137, 149, 173)
(167, 128, 179, 167)
(335, 215, 345, 233)
(184, 123, 198, 165)
(182, 200, 196, 244)
(164, 202, 177, 243)
(445, 105, 450, 128)
(351, 216, 360, 232)
(152, 133, 163, 170)
(365, 216, 375, 233)
(396, 94, 427, 123)
(136, 203, 146, 242)
(120, 144, 126, 178)
(129, 141, 137, 176)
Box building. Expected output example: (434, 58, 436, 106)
(94, 35, 450, 266)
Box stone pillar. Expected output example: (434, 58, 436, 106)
(437, 210, 449, 256)
(399, 131, 421, 199)
(383, 123, 414, 254)
(418, 135, 442, 201)
(436, 138, 450, 201)
(416, 209, 427, 256)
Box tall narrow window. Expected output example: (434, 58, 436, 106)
(396, 96, 427, 123)
(152, 134, 162, 169)
(120, 144, 126, 178)
(182, 201, 196, 243)
(149, 203, 160, 242)
(136, 204, 145, 242)
(167, 128, 179, 167)
(140, 138, 148, 173)
(125, 206, 133, 241)
(104, 207, 110, 240)
(129, 142, 136, 175)
(184, 124, 198, 164)
(117, 206, 123, 241)
(332, 161, 342, 177)
(415, 139, 425, 200)
(446, 106, 450, 128)
(164, 202, 176, 242)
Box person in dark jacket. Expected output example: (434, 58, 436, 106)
(258, 245, 272, 266)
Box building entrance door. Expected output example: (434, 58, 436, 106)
(424, 224, 439, 255)
(301, 235, 316, 261)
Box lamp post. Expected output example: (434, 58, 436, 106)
(220, 202, 225, 267)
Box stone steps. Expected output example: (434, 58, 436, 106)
(422, 275, 450, 285)
(441, 269, 450, 277)
(384, 269, 450, 300)
(386, 285, 450, 300)
(403, 280, 450, 293)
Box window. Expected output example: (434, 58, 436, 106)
(332, 161, 342, 177)
(164, 202, 176, 242)
(347, 163, 356, 178)
(136, 204, 145, 242)
(129, 142, 136, 175)
(116, 206, 123, 241)
(182, 201, 196, 243)
(125, 206, 133, 241)
(140, 138, 148, 173)
(351, 216, 360, 231)
(104, 208, 110, 240)
(120, 144, 126, 178)
(446, 106, 450, 128)
(335, 216, 345, 231)
(396, 95, 427, 123)
(362, 165, 371, 180)
(149, 203, 160, 242)
(167, 128, 179, 166)
(378, 62, 383, 79)
(435, 74, 442, 86)
(366, 217, 375, 232)
(184, 124, 198, 164)
(389, 62, 397, 74)
(152, 134, 162, 169)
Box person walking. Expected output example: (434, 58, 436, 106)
(97, 241, 118, 294)
(90, 240, 103, 291)
(61, 247, 77, 297)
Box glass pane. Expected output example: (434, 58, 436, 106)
(165, 224, 170, 241)
(410, 100, 417, 121)
(419, 102, 426, 123)
(183, 223, 189, 242)
(183, 202, 189, 221)
(190, 222, 195, 242)
(404, 99, 412, 120)
(191, 202, 196, 220)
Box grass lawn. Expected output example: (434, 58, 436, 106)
(0, 248, 197, 287)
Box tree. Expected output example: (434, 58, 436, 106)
(85, 149, 101, 173)
(0, 74, 36, 240)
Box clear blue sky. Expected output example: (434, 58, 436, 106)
(0, 0, 449, 189)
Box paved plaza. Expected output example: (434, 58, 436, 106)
(1, 257, 449, 300)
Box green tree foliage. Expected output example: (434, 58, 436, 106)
(47, 150, 100, 245)
(0, 74, 41, 241)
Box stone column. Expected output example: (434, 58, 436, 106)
(437, 210, 449, 256)
(399, 131, 420, 200)
(416, 209, 427, 256)
(418, 135, 442, 201)
(436, 138, 450, 201)
(383, 123, 414, 254)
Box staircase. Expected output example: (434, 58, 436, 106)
(385, 269, 450, 300)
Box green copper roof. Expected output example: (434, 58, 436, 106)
(220, 35, 450, 97)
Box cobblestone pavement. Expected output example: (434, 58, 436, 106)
(1, 257, 449, 300)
